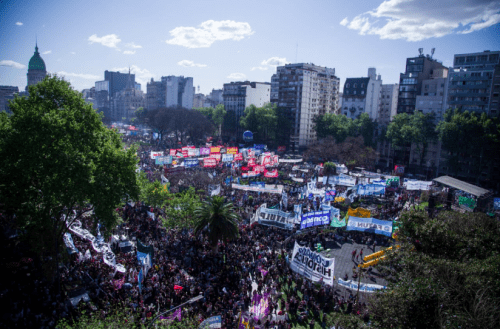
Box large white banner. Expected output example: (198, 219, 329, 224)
(257, 205, 295, 230)
(231, 183, 283, 194)
(290, 241, 335, 286)
(404, 180, 432, 190)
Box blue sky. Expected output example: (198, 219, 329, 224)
(1, 0, 499, 95)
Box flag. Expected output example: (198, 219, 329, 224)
(160, 308, 182, 322)
(174, 285, 183, 290)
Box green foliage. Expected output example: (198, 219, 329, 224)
(194, 196, 239, 251)
(162, 187, 202, 229)
(137, 172, 169, 208)
(370, 210, 500, 329)
(239, 103, 289, 146)
(0, 75, 138, 257)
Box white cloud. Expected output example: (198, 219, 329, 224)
(251, 66, 268, 71)
(15, 22, 23, 26)
(0, 60, 26, 69)
(340, 0, 500, 41)
(261, 57, 289, 67)
(71, 52, 76, 55)
(177, 60, 207, 68)
(125, 42, 142, 49)
(166, 20, 254, 48)
(123, 50, 136, 55)
(112, 65, 155, 88)
(227, 73, 246, 80)
(88, 34, 121, 48)
(56, 71, 100, 80)
(42, 50, 52, 55)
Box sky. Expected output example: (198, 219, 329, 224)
(1, 0, 499, 95)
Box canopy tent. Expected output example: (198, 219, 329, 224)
(433, 176, 490, 198)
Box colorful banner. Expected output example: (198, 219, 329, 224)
(227, 147, 238, 154)
(184, 159, 199, 167)
(290, 241, 335, 286)
(199, 315, 222, 328)
(250, 292, 270, 321)
(386, 176, 400, 186)
(300, 210, 331, 229)
(187, 148, 197, 157)
(277, 146, 286, 152)
(253, 165, 265, 173)
(150, 151, 164, 159)
(337, 278, 386, 293)
(210, 147, 221, 154)
(242, 171, 259, 178)
(458, 196, 476, 209)
(160, 308, 182, 322)
(257, 205, 295, 229)
(357, 184, 386, 196)
(222, 154, 233, 162)
(494, 198, 500, 210)
(248, 158, 256, 167)
(200, 147, 210, 155)
(324, 190, 336, 201)
(233, 153, 243, 161)
(210, 153, 222, 161)
(346, 217, 393, 237)
(232, 184, 282, 194)
(203, 158, 217, 168)
(262, 155, 271, 166)
(155, 156, 173, 165)
(254, 144, 266, 150)
(264, 169, 278, 178)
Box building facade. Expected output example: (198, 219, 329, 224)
(146, 78, 166, 110)
(165, 76, 194, 109)
(26, 43, 47, 91)
(271, 63, 340, 151)
(223, 81, 271, 140)
(378, 84, 399, 126)
(0, 86, 19, 113)
(397, 51, 448, 114)
(207, 89, 223, 107)
(193, 93, 206, 108)
(447, 50, 500, 116)
(341, 68, 383, 120)
(112, 71, 144, 121)
(104, 70, 136, 98)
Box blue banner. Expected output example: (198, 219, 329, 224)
(249, 181, 266, 188)
(494, 198, 500, 210)
(199, 315, 221, 328)
(346, 217, 392, 236)
(254, 144, 266, 150)
(357, 184, 385, 196)
(324, 190, 336, 201)
(300, 210, 331, 229)
(184, 159, 199, 167)
(155, 155, 172, 165)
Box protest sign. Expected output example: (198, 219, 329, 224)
(337, 278, 386, 292)
(199, 315, 221, 328)
(346, 217, 392, 237)
(257, 205, 295, 229)
(290, 241, 334, 286)
(300, 210, 331, 229)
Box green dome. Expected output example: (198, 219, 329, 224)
(28, 45, 46, 71)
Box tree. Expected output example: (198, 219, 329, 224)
(313, 113, 356, 143)
(0, 76, 138, 264)
(369, 210, 500, 329)
(437, 109, 500, 184)
(194, 196, 239, 252)
(162, 187, 202, 229)
(137, 171, 169, 209)
(354, 113, 376, 147)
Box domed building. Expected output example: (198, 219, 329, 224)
(25, 43, 47, 91)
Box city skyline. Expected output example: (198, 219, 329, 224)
(1, 0, 499, 95)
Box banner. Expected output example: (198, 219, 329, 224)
(150, 151, 164, 159)
(156, 156, 173, 165)
(254, 144, 266, 150)
(203, 158, 217, 168)
(200, 147, 210, 155)
(262, 155, 271, 166)
(264, 169, 278, 178)
(210, 147, 221, 154)
(346, 217, 393, 237)
(277, 146, 286, 152)
(160, 308, 182, 322)
(254, 165, 265, 173)
(209, 184, 221, 196)
(226, 147, 238, 154)
(290, 241, 335, 286)
(458, 196, 476, 209)
(357, 184, 386, 196)
(300, 210, 331, 229)
(64, 233, 78, 254)
(282, 191, 288, 209)
(337, 278, 386, 293)
(210, 153, 221, 161)
(222, 154, 233, 162)
(324, 190, 336, 201)
(242, 171, 259, 178)
(257, 205, 295, 229)
(232, 184, 282, 194)
(347, 207, 371, 219)
(184, 159, 199, 167)
(386, 176, 400, 187)
(249, 292, 270, 321)
(404, 180, 432, 191)
(247, 158, 256, 167)
(199, 315, 222, 329)
(187, 148, 197, 157)
(169, 149, 176, 156)
(249, 181, 265, 188)
(494, 198, 500, 210)
(233, 153, 243, 161)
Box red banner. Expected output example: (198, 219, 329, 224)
(233, 153, 243, 161)
(264, 169, 278, 178)
(262, 156, 271, 166)
(210, 153, 221, 161)
(254, 165, 265, 173)
(169, 149, 176, 156)
(241, 166, 250, 171)
(210, 147, 221, 154)
(227, 147, 238, 154)
(277, 146, 286, 152)
(248, 158, 256, 166)
(203, 158, 217, 168)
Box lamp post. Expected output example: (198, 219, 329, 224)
(148, 294, 203, 328)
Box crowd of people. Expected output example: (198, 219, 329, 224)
(0, 134, 425, 329)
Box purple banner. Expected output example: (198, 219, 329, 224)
(160, 308, 182, 322)
(200, 147, 210, 155)
(238, 312, 264, 329)
(250, 292, 270, 321)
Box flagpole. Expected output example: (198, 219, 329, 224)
(148, 294, 203, 329)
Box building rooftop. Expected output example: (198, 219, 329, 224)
(433, 176, 490, 198)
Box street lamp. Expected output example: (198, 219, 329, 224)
(148, 294, 203, 328)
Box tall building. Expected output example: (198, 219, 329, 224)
(0, 86, 19, 113)
(223, 81, 271, 140)
(378, 84, 399, 126)
(397, 50, 447, 114)
(165, 76, 194, 109)
(113, 70, 144, 121)
(447, 50, 500, 116)
(415, 75, 448, 123)
(207, 89, 223, 107)
(94, 80, 111, 119)
(193, 93, 206, 108)
(341, 68, 383, 120)
(104, 70, 136, 98)
(26, 43, 47, 91)
(146, 78, 166, 110)
(271, 63, 340, 151)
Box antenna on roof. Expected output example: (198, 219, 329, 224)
(418, 48, 423, 56)
(431, 48, 435, 59)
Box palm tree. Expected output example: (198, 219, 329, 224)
(323, 162, 337, 188)
(194, 195, 239, 253)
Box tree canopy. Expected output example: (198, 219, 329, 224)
(369, 210, 500, 329)
(239, 103, 291, 147)
(0, 75, 138, 258)
(313, 113, 376, 146)
(195, 104, 226, 138)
